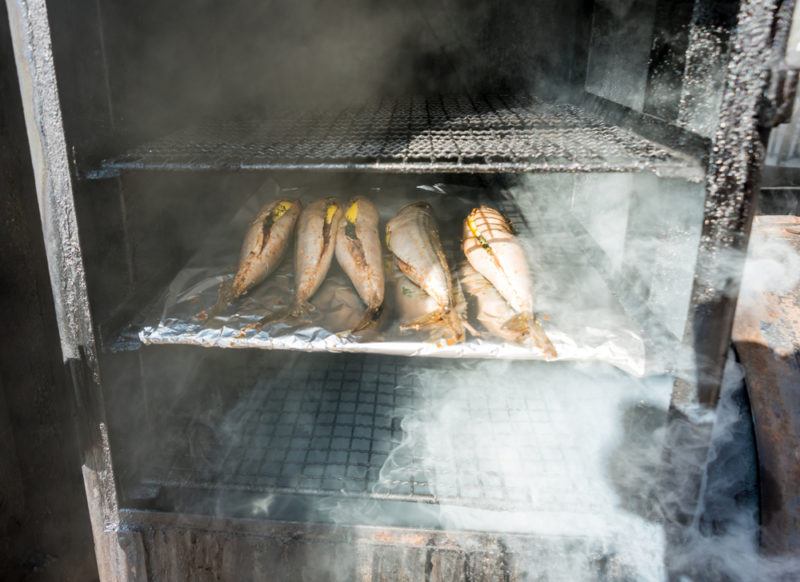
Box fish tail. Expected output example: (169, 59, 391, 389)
(462, 319, 480, 338)
(504, 313, 558, 359)
(290, 300, 315, 319)
(203, 280, 236, 327)
(351, 304, 384, 333)
(399, 309, 449, 332)
(444, 308, 465, 344)
(400, 308, 465, 344)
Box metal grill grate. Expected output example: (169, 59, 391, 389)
(142, 355, 601, 512)
(101, 94, 699, 176)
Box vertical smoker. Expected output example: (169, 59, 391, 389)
(5, 0, 796, 578)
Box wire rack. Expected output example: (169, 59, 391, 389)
(101, 94, 699, 176)
(142, 355, 602, 512)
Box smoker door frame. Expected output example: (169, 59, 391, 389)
(675, 0, 795, 411)
(2, 0, 792, 579)
(3, 0, 141, 578)
(659, 0, 797, 539)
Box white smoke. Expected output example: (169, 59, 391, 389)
(665, 356, 800, 580)
(312, 173, 800, 580)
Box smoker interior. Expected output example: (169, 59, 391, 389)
(109, 346, 674, 536)
(99, 172, 703, 531)
(50, 0, 739, 531)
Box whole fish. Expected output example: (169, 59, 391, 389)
(290, 197, 343, 314)
(461, 263, 556, 358)
(207, 199, 300, 319)
(335, 197, 385, 332)
(462, 206, 556, 357)
(386, 202, 464, 342)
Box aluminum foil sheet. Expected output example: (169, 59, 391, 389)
(137, 182, 646, 375)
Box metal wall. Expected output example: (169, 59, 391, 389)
(0, 5, 97, 580)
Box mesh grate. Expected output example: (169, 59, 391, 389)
(102, 94, 698, 176)
(143, 355, 600, 512)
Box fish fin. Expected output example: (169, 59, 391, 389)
(504, 313, 558, 359)
(258, 300, 315, 329)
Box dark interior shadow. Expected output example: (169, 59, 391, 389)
(606, 401, 668, 522)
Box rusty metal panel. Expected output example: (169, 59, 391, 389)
(120, 510, 619, 581)
(733, 215, 800, 555)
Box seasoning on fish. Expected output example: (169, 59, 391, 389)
(335, 197, 385, 332)
(288, 197, 343, 315)
(207, 199, 300, 319)
(462, 205, 556, 357)
(461, 263, 556, 358)
(386, 201, 464, 342)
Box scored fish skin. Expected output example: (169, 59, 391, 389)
(335, 197, 385, 331)
(292, 197, 343, 311)
(463, 206, 532, 315)
(231, 199, 301, 299)
(386, 202, 451, 308)
(462, 206, 556, 358)
(386, 201, 463, 341)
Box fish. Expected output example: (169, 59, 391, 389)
(335, 197, 385, 332)
(461, 263, 556, 358)
(290, 197, 343, 315)
(462, 205, 556, 358)
(386, 201, 464, 342)
(207, 199, 300, 320)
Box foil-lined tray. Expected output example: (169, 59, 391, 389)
(133, 182, 646, 375)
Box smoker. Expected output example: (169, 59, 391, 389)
(5, 0, 797, 579)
